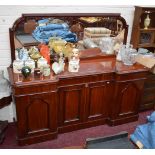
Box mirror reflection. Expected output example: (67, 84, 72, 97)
(10, 14, 128, 75)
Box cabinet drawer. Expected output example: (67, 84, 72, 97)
(58, 73, 114, 86)
(115, 72, 147, 81)
(13, 83, 57, 95)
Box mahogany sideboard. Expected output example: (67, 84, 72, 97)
(8, 55, 148, 145)
(7, 13, 148, 146)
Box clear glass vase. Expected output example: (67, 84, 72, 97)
(120, 44, 138, 66)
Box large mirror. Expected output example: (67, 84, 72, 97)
(9, 13, 128, 64)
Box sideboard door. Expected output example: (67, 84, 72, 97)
(110, 79, 145, 125)
(58, 84, 86, 126)
(15, 91, 57, 145)
(85, 81, 114, 121)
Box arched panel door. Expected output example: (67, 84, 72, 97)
(114, 80, 144, 118)
(15, 91, 57, 142)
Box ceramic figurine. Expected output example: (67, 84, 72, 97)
(52, 62, 64, 74)
(68, 48, 80, 72)
(18, 47, 29, 61)
(58, 52, 65, 70)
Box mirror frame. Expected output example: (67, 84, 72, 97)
(9, 13, 128, 64)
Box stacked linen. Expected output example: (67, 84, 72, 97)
(83, 27, 111, 45)
(32, 21, 77, 43)
(84, 27, 111, 38)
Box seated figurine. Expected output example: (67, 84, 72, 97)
(68, 48, 80, 73)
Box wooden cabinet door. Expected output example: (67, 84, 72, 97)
(85, 81, 114, 121)
(15, 91, 57, 138)
(58, 84, 86, 126)
(113, 80, 144, 118)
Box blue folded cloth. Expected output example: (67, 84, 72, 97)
(130, 111, 155, 149)
(32, 22, 77, 43)
(38, 19, 49, 25)
(38, 23, 69, 31)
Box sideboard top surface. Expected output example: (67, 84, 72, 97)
(8, 56, 148, 87)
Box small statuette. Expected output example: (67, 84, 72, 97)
(18, 47, 29, 61)
(68, 48, 80, 72)
(52, 62, 63, 74)
(52, 52, 65, 75)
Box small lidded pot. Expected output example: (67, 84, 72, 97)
(37, 56, 48, 70)
(13, 57, 24, 73)
(25, 57, 35, 72)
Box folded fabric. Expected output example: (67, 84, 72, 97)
(38, 19, 50, 25)
(32, 23, 77, 43)
(38, 23, 69, 31)
(130, 111, 155, 149)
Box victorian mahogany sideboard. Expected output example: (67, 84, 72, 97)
(7, 13, 148, 146)
(8, 55, 148, 145)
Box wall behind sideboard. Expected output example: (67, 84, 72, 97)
(0, 5, 135, 122)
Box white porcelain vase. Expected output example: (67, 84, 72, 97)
(144, 14, 151, 29)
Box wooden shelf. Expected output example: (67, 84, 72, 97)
(140, 28, 155, 31)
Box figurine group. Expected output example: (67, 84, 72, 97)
(13, 44, 80, 79)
